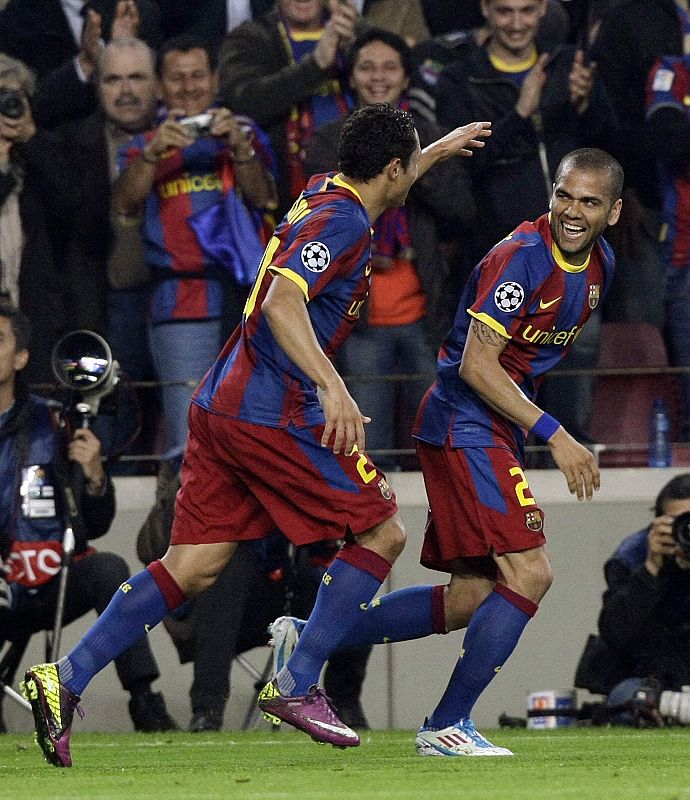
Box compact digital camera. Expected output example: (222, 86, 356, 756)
(178, 111, 213, 138)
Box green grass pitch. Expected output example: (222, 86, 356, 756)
(3, 727, 690, 800)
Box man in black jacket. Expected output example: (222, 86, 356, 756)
(57, 36, 158, 364)
(0, 0, 161, 128)
(219, 0, 363, 217)
(576, 473, 690, 708)
(0, 303, 176, 733)
(600, 474, 690, 690)
(435, 0, 613, 260)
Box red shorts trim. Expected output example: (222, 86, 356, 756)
(416, 440, 546, 574)
(171, 403, 398, 547)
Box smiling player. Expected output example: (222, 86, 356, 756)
(267, 147, 623, 757)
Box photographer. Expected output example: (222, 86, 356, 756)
(0, 303, 176, 733)
(577, 473, 690, 707)
(0, 52, 76, 385)
(114, 33, 277, 462)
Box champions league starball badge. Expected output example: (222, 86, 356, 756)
(494, 281, 525, 313)
(301, 241, 331, 272)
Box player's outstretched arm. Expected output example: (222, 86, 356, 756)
(460, 318, 599, 501)
(262, 273, 368, 455)
(418, 121, 492, 178)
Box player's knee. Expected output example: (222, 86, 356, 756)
(161, 547, 230, 597)
(517, 558, 553, 603)
(357, 514, 407, 562)
(380, 516, 407, 561)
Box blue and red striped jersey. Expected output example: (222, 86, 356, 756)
(120, 115, 275, 323)
(194, 173, 373, 428)
(414, 214, 615, 450)
(646, 55, 690, 269)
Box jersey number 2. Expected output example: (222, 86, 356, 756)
(509, 467, 536, 507)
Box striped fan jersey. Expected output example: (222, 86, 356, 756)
(646, 54, 690, 269)
(193, 173, 373, 428)
(414, 214, 614, 451)
(119, 114, 274, 323)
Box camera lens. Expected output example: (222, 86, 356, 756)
(671, 511, 690, 553)
(0, 89, 25, 120)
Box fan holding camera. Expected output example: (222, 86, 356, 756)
(575, 473, 690, 725)
(0, 303, 177, 734)
(114, 34, 277, 463)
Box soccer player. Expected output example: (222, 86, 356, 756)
(21, 103, 491, 767)
(263, 147, 623, 756)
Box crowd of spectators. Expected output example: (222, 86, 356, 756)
(0, 0, 686, 463)
(3, 0, 690, 736)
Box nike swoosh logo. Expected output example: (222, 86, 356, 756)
(539, 296, 561, 309)
(307, 719, 359, 737)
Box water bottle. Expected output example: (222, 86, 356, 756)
(649, 397, 672, 468)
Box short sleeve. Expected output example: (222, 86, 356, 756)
(468, 246, 537, 339)
(268, 208, 370, 301)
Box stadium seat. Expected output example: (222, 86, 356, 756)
(588, 322, 682, 467)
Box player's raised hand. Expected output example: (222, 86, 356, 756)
(547, 427, 600, 501)
(419, 121, 491, 177)
(429, 121, 492, 157)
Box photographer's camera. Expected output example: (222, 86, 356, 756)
(0, 88, 24, 119)
(671, 511, 690, 554)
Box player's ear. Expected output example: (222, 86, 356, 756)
(607, 197, 622, 227)
(388, 157, 402, 180)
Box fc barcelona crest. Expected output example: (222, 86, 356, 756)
(588, 284, 600, 309)
(377, 478, 393, 501)
(525, 510, 543, 532)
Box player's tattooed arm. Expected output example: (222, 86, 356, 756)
(461, 316, 540, 431)
(470, 318, 509, 351)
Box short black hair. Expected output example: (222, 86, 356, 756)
(156, 34, 217, 77)
(347, 27, 414, 83)
(338, 103, 418, 181)
(655, 474, 690, 516)
(0, 301, 31, 352)
(555, 148, 624, 202)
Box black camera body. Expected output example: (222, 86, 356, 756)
(0, 88, 25, 119)
(672, 511, 690, 554)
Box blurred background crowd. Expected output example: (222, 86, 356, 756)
(0, 0, 687, 472)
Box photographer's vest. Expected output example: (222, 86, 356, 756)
(0, 396, 65, 590)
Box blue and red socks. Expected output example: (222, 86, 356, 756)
(276, 543, 391, 696)
(57, 561, 185, 697)
(426, 584, 538, 729)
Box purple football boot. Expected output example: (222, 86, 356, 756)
(257, 679, 360, 748)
